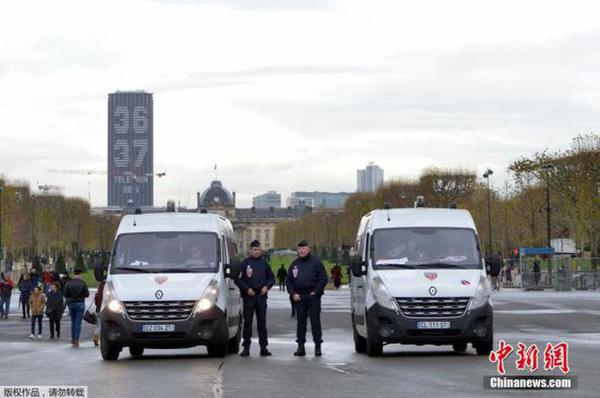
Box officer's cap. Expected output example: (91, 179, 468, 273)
(250, 240, 261, 248)
(297, 240, 309, 247)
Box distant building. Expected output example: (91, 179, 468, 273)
(107, 90, 154, 207)
(357, 162, 384, 192)
(252, 191, 281, 209)
(197, 180, 308, 252)
(286, 191, 351, 209)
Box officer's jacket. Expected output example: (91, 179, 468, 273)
(235, 256, 275, 297)
(286, 253, 328, 296)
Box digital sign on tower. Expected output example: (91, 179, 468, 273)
(107, 91, 153, 207)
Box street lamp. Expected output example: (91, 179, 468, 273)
(483, 168, 494, 255)
(541, 164, 556, 248)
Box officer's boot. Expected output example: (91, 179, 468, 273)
(260, 347, 272, 357)
(314, 343, 322, 357)
(293, 343, 306, 356)
(240, 345, 250, 357)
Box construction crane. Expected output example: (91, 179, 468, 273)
(46, 169, 166, 203)
(46, 169, 107, 203)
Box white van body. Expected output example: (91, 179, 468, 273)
(350, 208, 493, 356)
(100, 212, 242, 360)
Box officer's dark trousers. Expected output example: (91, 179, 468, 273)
(242, 295, 268, 348)
(296, 294, 322, 344)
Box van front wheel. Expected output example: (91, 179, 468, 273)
(101, 334, 120, 361)
(207, 340, 227, 358)
(475, 335, 494, 356)
(366, 325, 383, 357)
(352, 317, 367, 353)
(227, 316, 241, 354)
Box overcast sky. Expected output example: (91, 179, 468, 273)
(1, 0, 599, 208)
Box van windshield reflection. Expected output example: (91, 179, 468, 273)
(111, 232, 218, 273)
(372, 228, 481, 269)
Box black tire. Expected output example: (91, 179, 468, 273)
(366, 324, 383, 357)
(207, 340, 228, 358)
(352, 316, 367, 354)
(475, 335, 494, 356)
(453, 343, 468, 352)
(227, 316, 241, 354)
(129, 346, 144, 358)
(100, 334, 120, 361)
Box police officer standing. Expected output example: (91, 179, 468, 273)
(235, 240, 275, 357)
(287, 240, 328, 357)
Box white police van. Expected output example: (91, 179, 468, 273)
(350, 206, 493, 357)
(100, 211, 242, 360)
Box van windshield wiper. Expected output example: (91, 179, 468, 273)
(414, 263, 468, 269)
(115, 266, 154, 273)
(375, 262, 416, 269)
(155, 268, 195, 273)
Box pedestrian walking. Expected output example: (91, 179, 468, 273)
(63, 269, 89, 348)
(286, 240, 328, 357)
(0, 272, 15, 319)
(29, 286, 46, 339)
(93, 278, 105, 347)
(331, 264, 342, 289)
(276, 264, 287, 291)
(533, 259, 541, 286)
(489, 253, 502, 291)
(235, 240, 275, 357)
(46, 282, 64, 339)
(18, 273, 34, 318)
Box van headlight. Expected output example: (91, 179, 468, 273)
(194, 280, 219, 315)
(371, 276, 400, 313)
(468, 275, 492, 312)
(101, 281, 124, 315)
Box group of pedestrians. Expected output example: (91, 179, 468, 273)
(1, 267, 92, 348)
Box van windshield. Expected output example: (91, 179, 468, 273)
(111, 232, 219, 274)
(372, 228, 482, 269)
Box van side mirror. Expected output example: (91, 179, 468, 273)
(350, 255, 366, 277)
(225, 257, 242, 279)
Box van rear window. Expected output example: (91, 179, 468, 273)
(111, 232, 218, 273)
(372, 228, 482, 269)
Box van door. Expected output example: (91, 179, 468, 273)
(353, 220, 371, 336)
(225, 236, 241, 336)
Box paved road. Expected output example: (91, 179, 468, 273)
(0, 288, 598, 397)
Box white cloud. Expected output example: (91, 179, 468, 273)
(1, 0, 599, 207)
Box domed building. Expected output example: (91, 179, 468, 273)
(197, 180, 235, 209)
(197, 180, 309, 253)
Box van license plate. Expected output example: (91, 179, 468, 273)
(417, 321, 450, 329)
(142, 324, 175, 332)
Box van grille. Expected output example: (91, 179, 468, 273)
(123, 301, 196, 321)
(396, 297, 470, 318)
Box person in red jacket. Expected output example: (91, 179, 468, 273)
(0, 272, 15, 319)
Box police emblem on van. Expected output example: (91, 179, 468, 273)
(424, 272, 438, 281)
(155, 276, 168, 285)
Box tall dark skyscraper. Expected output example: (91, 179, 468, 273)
(107, 91, 154, 207)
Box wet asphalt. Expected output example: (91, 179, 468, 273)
(0, 288, 598, 397)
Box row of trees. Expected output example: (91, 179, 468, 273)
(274, 134, 599, 258)
(0, 181, 119, 264)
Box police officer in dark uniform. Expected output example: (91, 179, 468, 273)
(235, 240, 275, 357)
(286, 240, 328, 357)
